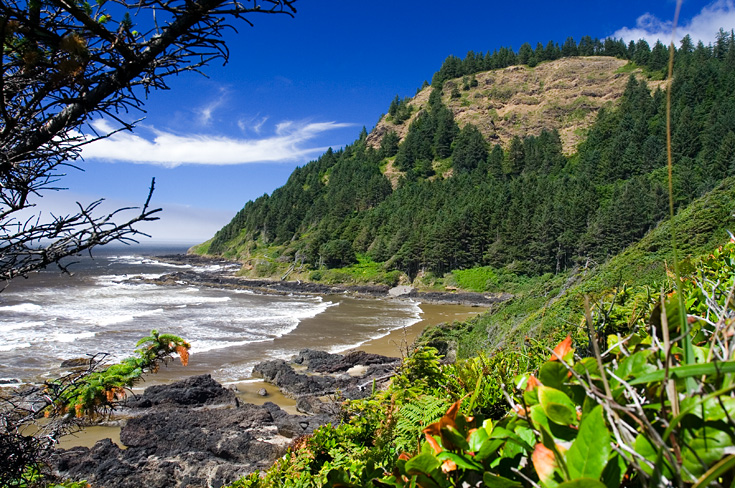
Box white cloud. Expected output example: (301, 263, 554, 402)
(613, 0, 735, 46)
(80, 119, 353, 167)
(195, 88, 229, 126)
(237, 115, 269, 135)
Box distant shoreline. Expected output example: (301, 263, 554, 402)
(149, 253, 511, 308)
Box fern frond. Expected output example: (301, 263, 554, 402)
(393, 395, 449, 455)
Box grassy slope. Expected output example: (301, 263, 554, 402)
(419, 176, 735, 358)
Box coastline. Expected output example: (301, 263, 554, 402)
(150, 253, 511, 308)
(350, 301, 484, 357)
(57, 300, 484, 450)
(55, 254, 488, 450)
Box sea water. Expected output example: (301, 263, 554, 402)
(0, 245, 421, 385)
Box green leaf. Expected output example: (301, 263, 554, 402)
(634, 434, 674, 479)
(405, 453, 441, 476)
(557, 479, 607, 488)
(693, 455, 735, 488)
(681, 396, 735, 422)
(600, 454, 626, 488)
(325, 468, 359, 488)
(613, 350, 655, 383)
(627, 360, 735, 385)
(680, 423, 734, 480)
(539, 361, 570, 390)
(573, 358, 599, 378)
(475, 438, 504, 461)
(468, 426, 489, 452)
(441, 424, 470, 451)
(483, 472, 523, 488)
(437, 451, 483, 471)
(566, 406, 611, 480)
(529, 405, 578, 442)
(538, 386, 578, 426)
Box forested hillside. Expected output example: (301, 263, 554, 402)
(201, 31, 735, 283)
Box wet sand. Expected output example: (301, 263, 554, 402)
(57, 301, 485, 449)
(354, 302, 484, 357)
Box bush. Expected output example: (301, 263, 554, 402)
(320, 240, 357, 269)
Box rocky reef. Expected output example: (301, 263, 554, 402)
(52, 349, 400, 487)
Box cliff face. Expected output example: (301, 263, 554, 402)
(366, 57, 661, 156)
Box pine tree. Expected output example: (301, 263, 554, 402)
(452, 124, 488, 173)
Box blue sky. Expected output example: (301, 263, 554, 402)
(42, 0, 735, 244)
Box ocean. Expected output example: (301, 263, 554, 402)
(0, 245, 422, 386)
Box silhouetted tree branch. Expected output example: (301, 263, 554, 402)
(0, 0, 297, 282)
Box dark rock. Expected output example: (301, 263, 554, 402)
(125, 374, 236, 408)
(311, 350, 399, 374)
(296, 396, 341, 416)
(60, 357, 95, 368)
(253, 351, 399, 401)
(252, 359, 337, 398)
(292, 349, 341, 371)
(52, 378, 336, 488)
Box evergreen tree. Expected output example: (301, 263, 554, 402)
(380, 131, 400, 158)
(433, 105, 459, 159)
(518, 43, 533, 65)
(506, 136, 525, 176)
(452, 124, 488, 173)
(561, 37, 578, 57)
(633, 39, 651, 65)
(486, 144, 505, 179)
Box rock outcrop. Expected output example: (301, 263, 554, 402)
(253, 349, 399, 401)
(51, 375, 335, 488)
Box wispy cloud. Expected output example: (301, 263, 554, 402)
(195, 87, 229, 126)
(613, 0, 735, 45)
(80, 119, 353, 167)
(237, 114, 269, 135)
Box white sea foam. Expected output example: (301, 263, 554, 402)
(1, 321, 45, 331)
(0, 342, 31, 351)
(52, 331, 96, 343)
(0, 303, 43, 313)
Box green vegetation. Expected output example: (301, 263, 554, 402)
(196, 31, 735, 487)
(226, 243, 735, 487)
(310, 254, 402, 287)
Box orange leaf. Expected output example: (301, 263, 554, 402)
(513, 404, 528, 417)
(532, 443, 557, 483)
(526, 375, 542, 391)
(441, 459, 457, 473)
(424, 433, 443, 454)
(175, 345, 190, 367)
(444, 399, 461, 421)
(423, 399, 461, 437)
(550, 334, 572, 361)
(398, 452, 411, 461)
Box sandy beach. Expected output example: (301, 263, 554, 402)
(354, 302, 484, 357)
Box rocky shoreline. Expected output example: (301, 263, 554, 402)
(52, 348, 402, 488)
(149, 253, 511, 308)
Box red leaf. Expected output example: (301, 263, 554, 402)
(550, 334, 573, 361)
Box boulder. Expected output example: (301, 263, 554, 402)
(124, 374, 236, 408)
